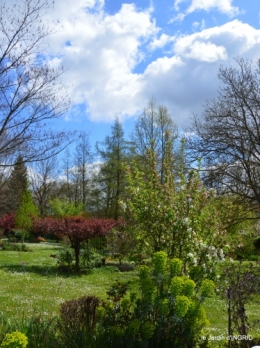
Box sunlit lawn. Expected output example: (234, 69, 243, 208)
(0, 243, 137, 320)
(0, 243, 260, 348)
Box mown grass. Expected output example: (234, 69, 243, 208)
(0, 243, 260, 347)
(0, 243, 138, 320)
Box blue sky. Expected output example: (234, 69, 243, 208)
(34, 0, 260, 148)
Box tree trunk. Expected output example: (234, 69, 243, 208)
(73, 242, 81, 272)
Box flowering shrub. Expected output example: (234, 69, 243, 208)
(123, 140, 229, 285)
(0, 331, 28, 348)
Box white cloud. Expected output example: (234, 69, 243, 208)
(36, 1, 260, 129)
(174, 20, 260, 59)
(140, 20, 260, 128)
(187, 0, 240, 16)
(44, 1, 156, 121)
(176, 41, 227, 62)
(149, 34, 175, 51)
(173, 0, 240, 20)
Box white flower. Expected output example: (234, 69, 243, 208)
(182, 217, 189, 226)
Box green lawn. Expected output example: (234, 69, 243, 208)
(0, 243, 260, 347)
(0, 243, 137, 320)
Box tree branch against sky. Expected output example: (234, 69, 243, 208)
(0, 0, 73, 165)
(186, 57, 260, 207)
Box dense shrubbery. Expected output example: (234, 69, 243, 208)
(93, 251, 213, 348)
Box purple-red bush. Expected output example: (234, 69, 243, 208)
(0, 212, 16, 232)
(33, 216, 121, 271)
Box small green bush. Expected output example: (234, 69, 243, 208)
(57, 248, 74, 269)
(80, 246, 104, 270)
(1, 331, 28, 348)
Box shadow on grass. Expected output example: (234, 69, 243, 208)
(0, 264, 85, 278)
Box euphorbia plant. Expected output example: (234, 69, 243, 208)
(97, 251, 214, 348)
(33, 216, 120, 272)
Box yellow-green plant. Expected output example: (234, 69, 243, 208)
(1, 331, 28, 348)
(15, 189, 39, 243)
(97, 252, 213, 348)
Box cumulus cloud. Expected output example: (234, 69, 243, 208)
(140, 20, 260, 127)
(43, 0, 156, 121)
(33, 1, 260, 128)
(188, 0, 240, 16)
(174, 0, 240, 17)
(149, 34, 175, 51)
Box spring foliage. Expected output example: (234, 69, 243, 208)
(0, 331, 28, 348)
(15, 190, 39, 231)
(123, 139, 228, 284)
(59, 251, 214, 348)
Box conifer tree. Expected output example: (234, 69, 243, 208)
(5, 155, 28, 212)
(95, 118, 132, 219)
(15, 188, 39, 242)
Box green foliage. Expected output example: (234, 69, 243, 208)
(169, 257, 183, 277)
(15, 189, 39, 243)
(123, 139, 228, 285)
(95, 117, 132, 220)
(151, 250, 167, 276)
(0, 331, 28, 348)
(57, 248, 74, 269)
(2, 155, 28, 214)
(199, 279, 215, 298)
(96, 252, 212, 348)
(80, 245, 104, 271)
(48, 198, 84, 217)
(0, 241, 29, 252)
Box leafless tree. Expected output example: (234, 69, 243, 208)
(30, 156, 62, 216)
(0, 0, 73, 166)
(186, 57, 260, 209)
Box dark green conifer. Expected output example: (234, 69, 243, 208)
(5, 155, 28, 212)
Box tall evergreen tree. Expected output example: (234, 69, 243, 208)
(95, 118, 132, 219)
(5, 155, 28, 213)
